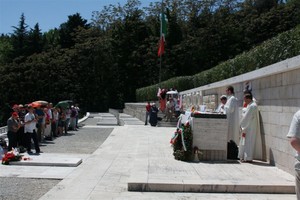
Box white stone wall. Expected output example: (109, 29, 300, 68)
(123, 103, 147, 122)
(180, 55, 300, 174)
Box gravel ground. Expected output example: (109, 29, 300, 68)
(40, 126, 113, 154)
(0, 177, 60, 200)
(0, 119, 113, 200)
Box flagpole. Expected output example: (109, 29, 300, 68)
(159, 0, 163, 84)
(159, 51, 162, 83)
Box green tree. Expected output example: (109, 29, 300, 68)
(43, 28, 60, 50)
(0, 34, 13, 64)
(11, 13, 29, 58)
(59, 13, 90, 48)
(28, 23, 43, 54)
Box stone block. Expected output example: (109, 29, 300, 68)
(192, 116, 228, 160)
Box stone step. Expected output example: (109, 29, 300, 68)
(157, 121, 177, 127)
(9, 153, 83, 167)
(128, 180, 295, 193)
(127, 160, 295, 194)
(120, 118, 144, 126)
(157, 117, 178, 127)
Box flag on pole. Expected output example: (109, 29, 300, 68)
(158, 11, 167, 57)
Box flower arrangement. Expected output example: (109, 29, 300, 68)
(2, 149, 23, 165)
(171, 121, 193, 161)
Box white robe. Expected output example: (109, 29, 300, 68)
(224, 95, 240, 144)
(238, 101, 262, 161)
(215, 103, 225, 114)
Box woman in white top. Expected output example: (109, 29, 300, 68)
(24, 106, 40, 154)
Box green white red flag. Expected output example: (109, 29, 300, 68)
(158, 11, 167, 57)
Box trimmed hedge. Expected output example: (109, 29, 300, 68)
(136, 25, 300, 102)
(136, 76, 193, 101)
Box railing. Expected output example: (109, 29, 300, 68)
(0, 126, 8, 139)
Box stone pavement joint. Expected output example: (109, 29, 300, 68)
(2, 113, 295, 199)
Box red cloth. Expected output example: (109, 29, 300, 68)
(160, 98, 166, 112)
(158, 37, 165, 56)
(146, 104, 151, 112)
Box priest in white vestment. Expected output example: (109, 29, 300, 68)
(224, 86, 240, 144)
(238, 93, 261, 162)
(215, 95, 227, 114)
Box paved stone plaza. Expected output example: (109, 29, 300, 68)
(0, 113, 297, 199)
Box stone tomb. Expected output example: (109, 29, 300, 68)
(192, 113, 228, 161)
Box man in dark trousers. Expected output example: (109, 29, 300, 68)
(7, 112, 20, 151)
(149, 103, 159, 127)
(24, 106, 41, 154)
(145, 102, 151, 125)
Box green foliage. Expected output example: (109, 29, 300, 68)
(137, 25, 300, 101)
(1, 0, 300, 125)
(0, 36, 13, 64)
(59, 13, 90, 48)
(173, 122, 193, 161)
(11, 13, 29, 58)
(136, 76, 193, 101)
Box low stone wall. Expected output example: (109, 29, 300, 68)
(123, 103, 147, 123)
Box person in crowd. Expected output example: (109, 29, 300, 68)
(43, 107, 52, 140)
(24, 106, 40, 154)
(70, 105, 77, 130)
(174, 99, 181, 118)
(75, 104, 80, 129)
(238, 93, 259, 162)
(224, 85, 240, 144)
(215, 95, 227, 114)
(64, 107, 71, 134)
(46, 103, 53, 139)
(159, 89, 167, 116)
(166, 97, 175, 122)
(17, 104, 26, 148)
(57, 107, 65, 136)
(35, 106, 45, 142)
(145, 102, 151, 125)
(12, 104, 19, 113)
(287, 109, 300, 199)
(7, 112, 20, 151)
(149, 103, 159, 127)
(52, 107, 59, 137)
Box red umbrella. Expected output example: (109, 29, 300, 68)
(31, 100, 48, 108)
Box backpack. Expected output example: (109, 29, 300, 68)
(227, 140, 238, 160)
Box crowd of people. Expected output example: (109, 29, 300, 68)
(145, 88, 182, 127)
(6, 102, 80, 154)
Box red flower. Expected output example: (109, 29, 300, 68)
(2, 151, 22, 165)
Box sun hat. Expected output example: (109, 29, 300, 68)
(220, 95, 227, 100)
(12, 112, 19, 117)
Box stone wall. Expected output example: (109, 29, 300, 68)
(180, 55, 300, 174)
(123, 103, 148, 123)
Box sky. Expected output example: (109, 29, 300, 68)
(0, 0, 155, 35)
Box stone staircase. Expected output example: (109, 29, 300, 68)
(157, 111, 178, 127)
